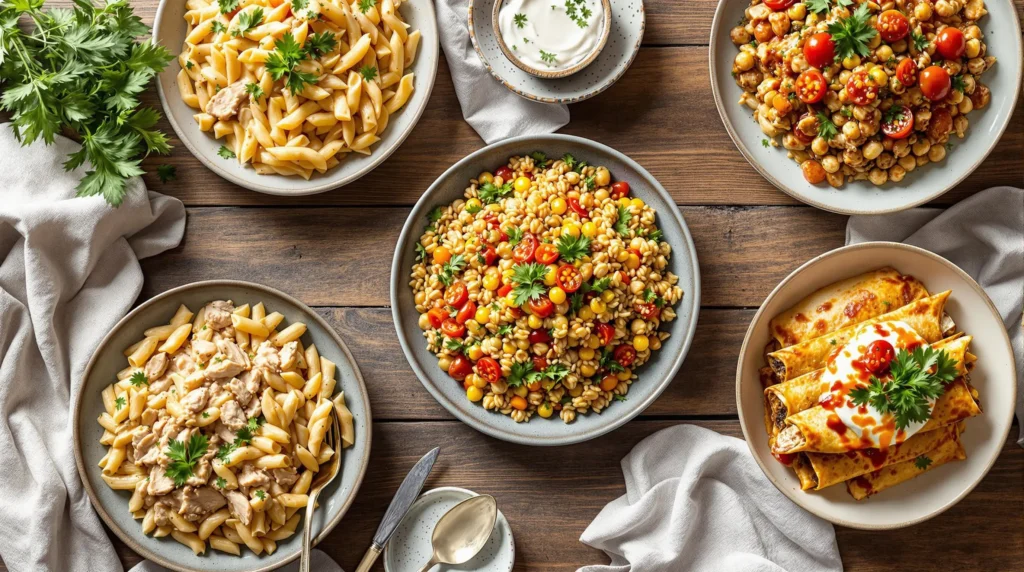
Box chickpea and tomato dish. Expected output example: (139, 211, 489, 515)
(730, 0, 995, 187)
(409, 153, 683, 424)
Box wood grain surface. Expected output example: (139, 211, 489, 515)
(6, 0, 1022, 570)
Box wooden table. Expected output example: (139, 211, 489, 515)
(14, 0, 1024, 569)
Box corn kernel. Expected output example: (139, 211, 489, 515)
(528, 314, 543, 329)
(633, 335, 650, 352)
(582, 221, 598, 238)
(466, 386, 483, 402)
(590, 299, 606, 313)
(578, 347, 595, 360)
(580, 364, 597, 377)
(601, 290, 615, 303)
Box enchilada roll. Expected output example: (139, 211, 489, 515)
(769, 268, 929, 348)
(846, 428, 967, 501)
(766, 291, 953, 382)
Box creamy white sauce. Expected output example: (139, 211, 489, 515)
(497, 0, 604, 72)
(819, 320, 933, 448)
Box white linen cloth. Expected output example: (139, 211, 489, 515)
(0, 123, 185, 571)
(129, 549, 342, 572)
(434, 0, 569, 143)
(578, 425, 843, 572)
(847, 187, 1024, 446)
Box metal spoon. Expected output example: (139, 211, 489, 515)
(416, 494, 498, 572)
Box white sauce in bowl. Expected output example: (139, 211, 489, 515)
(497, 0, 605, 72)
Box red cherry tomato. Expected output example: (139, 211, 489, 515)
(528, 329, 552, 344)
(448, 355, 473, 381)
(426, 307, 447, 329)
(531, 356, 549, 372)
(613, 344, 637, 367)
(863, 340, 896, 374)
(881, 105, 914, 139)
(617, 270, 631, 285)
(792, 112, 817, 145)
(444, 281, 469, 308)
(875, 10, 909, 42)
(610, 181, 630, 199)
(846, 71, 879, 106)
(935, 27, 966, 60)
(512, 233, 538, 263)
(535, 243, 559, 265)
(475, 357, 502, 383)
(482, 246, 498, 266)
(455, 300, 476, 324)
(802, 33, 836, 69)
(795, 70, 828, 104)
(896, 58, 918, 86)
(497, 283, 513, 297)
(441, 318, 466, 339)
(764, 0, 795, 10)
(801, 160, 827, 184)
(494, 166, 514, 181)
(568, 197, 589, 218)
(927, 105, 953, 141)
(634, 302, 660, 320)
(556, 265, 583, 293)
(919, 65, 951, 101)
(595, 323, 615, 346)
(527, 297, 555, 318)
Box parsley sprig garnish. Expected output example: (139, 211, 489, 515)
(614, 204, 631, 236)
(130, 371, 149, 387)
(245, 82, 264, 99)
(827, 3, 877, 61)
(514, 13, 527, 28)
(816, 111, 838, 141)
(479, 181, 513, 204)
(231, 7, 263, 37)
(115, 396, 126, 411)
(563, 0, 592, 28)
(804, 0, 851, 15)
(914, 455, 933, 470)
(910, 30, 929, 52)
(539, 50, 557, 66)
(165, 434, 209, 487)
(436, 254, 466, 287)
(358, 0, 376, 13)
(305, 31, 337, 58)
(599, 348, 625, 373)
(156, 164, 176, 183)
(265, 32, 319, 94)
(556, 234, 591, 262)
(214, 417, 263, 462)
(848, 346, 959, 430)
(506, 227, 524, 246)
(951, 74, 966, 93)
(510, 263, 547, 306)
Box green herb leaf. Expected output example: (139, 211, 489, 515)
(115, 396, 126, 411)
(911, 30, 929, 52)
(358, 0, 376, 13)
(305, 31, 337, 58)
(245, 82, 264, 99)
(647, 229, 663, 243)
(165, 434, 209, 487)
(211, 20, 227, 34)
(848, 346, 959, 430)
(511, 263, 547, 306)
(506, 227, 524, 246)
(130, 371, 150, 387)
(614, 204, 631, 236)
(219, 0, 240, 13)
(359, 65, 378, 83)
(914, 455, 933, 470)
(436, 254, 467, 287)
(255, 489, 267, 500)
(497, 324, 513, 336)
(530, 151, 548, 165)
(156, 164, 176, 183)
(827, 3, 878, 61)
(816, 111, 839, 141)
(539, 50, 557, 65)
(761, 138, 771, 148)
(215, 476, 227, 489)
(586, 276, 612, 294)
(478, 181, 513, 204)
(514, 13, 528, 28)
(556, 234, 591, 263)
(232, 7, 264, 37)
(951, 74, 966, 93)
(217, 145, 236, 159)
(507, 361, 534, 387)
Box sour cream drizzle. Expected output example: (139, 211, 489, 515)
(497, 0, 604, 72)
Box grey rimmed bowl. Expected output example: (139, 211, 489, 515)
(709, 0, 1022, 215)
(152, 0, 439, 196)
(73, 280, 372, 572)
(390, 134, 701, 446)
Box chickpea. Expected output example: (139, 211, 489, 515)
(967, 57, 986, 75)
(821, 155, 841, 173)
(868, 167, 889, 185)
(853, 105, 871, 121)
(811, 136, 830, 156)
(965, 38, 981, 59)
(787, 2, 806, 19)
(594, 166, 611, 187)
(862, 140, 884, 160)
(914, 1, 933, 20)
(630, 319, 647, 335)
(898, 155, 917, 172)
(826, 171, 845, 188)
(843, 121, 861, 140)
(892, 139, 910, 158)
(935, 0, 956, 18)
(964, 25, 982, 40)
(876, 45, 894, 63)
(769, 12, 791, 37)
(912, 139, 932, 156)
(868, 34, 882, 49)
(438, 355, 452, 371)
(928, 144, 947, 162)
(754, 20, 775, 43)
(950, 90, 964, 105)
(889, 164, 907, 183)
(763, 90, 779, 109)
(891, 39, 908, 54)
(876, 152, 896, 170)
(730, 26, 751, 45)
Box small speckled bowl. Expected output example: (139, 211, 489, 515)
(384, 487, 515, 572)
(469, 0, 645, 104)
(491, 0, 612, 79)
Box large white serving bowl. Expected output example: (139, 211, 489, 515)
(736, 242, 1016, 529)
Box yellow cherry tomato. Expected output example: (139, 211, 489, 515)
(569, 384, 584, 397)
(630, 197, 645, 209)
(600, 374, 619, 391)
(616, 250, 631, 263)
(537, 402, 554, 418)
(590, 299, 606, 314)
(549, 286, 566, 304)
(588, 335, 602, 349)
(618, 197, 631, 207)
(467, 386, 484, 402)
(580, 364, 597, 378)
(465, 197, 482, 213)
(483, 272, 500, 291)
(478, 171, 494, 185)
(473, 374, 489, 388)
(433, 246, 451, 264)
(578, 307, 595, 320)
(581, 221, 598, 238)
(617, 369, 632, 381)
(502, 342, 516, 354)
(505, 293, 518, 307)
(514, 176, 531, 193)
(550, 197, 567, 215)
(626, 253, 641, 270)
(513, 385, 528, 398)
(510, 395, 528, 410)
(528, 314, 543, 329)
(544, 265, 558, 286)
(633, 335, 650, 352)
(601, 290, 615, 303)
(578, 347, 595, 360)
(475, 306, 490, 324)
(562, 222, 581, 238)
(467, 345, 484, 361)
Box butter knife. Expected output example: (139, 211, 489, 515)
(354, 447, 440, 572)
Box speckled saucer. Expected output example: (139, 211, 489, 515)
(384, 487, 515, 572)
(468, 0, 645, 104)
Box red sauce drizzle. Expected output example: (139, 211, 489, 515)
(861, 447, 889, 468)
(773, 452, 797, 466)
(817, 301, 833, 312)
(826, 414, 848, 436)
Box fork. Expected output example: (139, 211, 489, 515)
(299, 412, 343, 572)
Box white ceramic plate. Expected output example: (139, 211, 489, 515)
(736, 242, 1016, 529)
(153, 0, 439, 196)
(384, 487, 515, 572)
(468, 0, 645, 104)
(709, 0, 1022, 214)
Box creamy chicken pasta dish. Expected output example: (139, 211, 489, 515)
(97, 300, 354, 556)
(175, 0, 420, 178)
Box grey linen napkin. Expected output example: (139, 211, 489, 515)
(578, 425, 843, 572)
(0, 123, 186, 571)
(434, 0, 569, 143)
(846, 187, 1024, 446)
(129, 549, 342, 572)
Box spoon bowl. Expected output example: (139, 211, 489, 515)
(418, 495, 497, 572)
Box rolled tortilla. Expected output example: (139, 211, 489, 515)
(846, 427, 966, 500)
(769, 268, 929, 348)
(767, 291, 953, 382)
(763, 335, 974, 437)
(772, 377, 981, 455)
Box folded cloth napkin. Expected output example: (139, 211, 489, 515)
(129, 549, 342, 572)
(847, 187, 1024, 446)
(0, 123, 185, 571)
(578, 424, 843, 572)
(434, 0, 569, 143)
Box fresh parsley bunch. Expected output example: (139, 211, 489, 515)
(849, 346, 959, 430)
(0, 0, 174, 207)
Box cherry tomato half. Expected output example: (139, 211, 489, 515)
(617, 270, 631, 285)
(494, 166, 514, 182)
(527, 297, 555, 318)
(881, 105, 914, 139)
(427, 307, 447, 329)
(448, 355, 473, 381)
(610, 181, 631, 199)
(927, 105, 953, 141)
(455, 300, 477, 324)
(846, 71, 879, 106)
(795, 69, 828, 104)
(634, 302, 659, 320)
(482, 245, 498, 266)
(475, 357, 502, 383)
(441, 318, 466, 339)
(531, 356, 549, 372)
(568, 197, 589, 218)
(863, 340, 896, 374)
(935, 27, 966, 60)
(556, 264, 583, 293)
(535, 243, 560, 265)
(802, 32, 836, 69)
(764, 0, 795, 10)
(896, 58, 918, 86)
(919, 65, 951, 101)
(497, 283, 513, 297)
(512, 232, 538, 263)
(613, 344, 637, 367)
(596, 323, 615, 346)
(528, 329, 552, 344)
(875, 10, 909, 42)
(444, 281, 469, 308)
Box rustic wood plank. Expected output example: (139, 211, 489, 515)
(140, 205, 848, 307)
(33, 420, 1022, 572)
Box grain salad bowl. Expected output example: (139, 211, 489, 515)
(73, 281, 371, 572)
(390, 134, 700, 446)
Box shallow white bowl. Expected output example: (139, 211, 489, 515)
(153, 0, 439, 196)
(735, 242, 1016, 529)
(709, 0, 1022, 214)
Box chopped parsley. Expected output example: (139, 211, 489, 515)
(359, 65, 378, 83)
(156, 164, 176, 183)
(613, 394, 628, 402)
(232, 7, 264, 37)
(115, 396, 126, 411)
(804, 0, 851, 15)
(202, 411, 210, 418)
(647, 229, 663, 243)
(416, 243, 428, 261)
(816, 111, 838, 141)
(849, 347, 959, 430)
(642, 288, 665, 307)
(506, 227, 524, 246)
(914, 455, 933, 470)
(563, 0, 592, 28)
(911, 31, 929, 52)
(217, 145, 236, 159)
(305, 31, 337, 58)
(507, 361, 534, 387)
(530, 151, 549, 165)
(255, 489, 267, 500)
(478, 181, 513, 204)
(210, 20, 227, 34)
(585, 276, 612, 294)
(882, 105, 906, 125)
(445, 338, 467, 354)
(556, 234, 591, 263)
(436, 254, 467, 287)
(561, 153, 578, 170)
(827, 3, 877, 61)
(514, 13, 528, 28)
(265, 32, 319, 94)
(245, 82, 264, 99)
(599, 348, 625, 373)
(951, 74, 966, 93)
(497, 324, 513, 336)
(218, 0, 239, 12)
(130, 371, 149, 387)
(761, 138, 771, 148)
(539, 50, 557, 66)
(510, 263, 547, 306)
(465, 201, 482, 214)
(215, 477, 227, 489)
(165, 434, 209, 487)
(358, 0, 376, 13)
(614, 204, 631, 236)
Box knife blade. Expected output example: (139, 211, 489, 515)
(372, 446, 439, 548)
